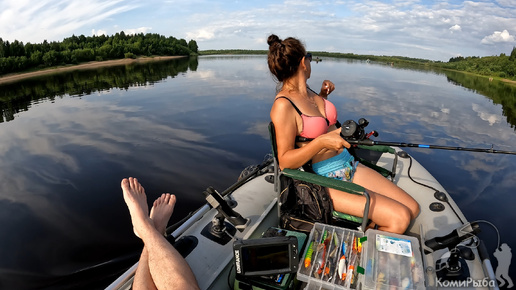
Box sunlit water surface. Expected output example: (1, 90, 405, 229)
(0, 56, 515, 289)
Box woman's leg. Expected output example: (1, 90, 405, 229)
(328, 164, 420, 234)
(329, 187, 412, 234)
(352, 164, 420, 219)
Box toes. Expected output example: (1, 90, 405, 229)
(121, 178, 130, 190)
(130, 177, 138, 191)
(169, 194, 176, 206)
(125, 177, 145, 195)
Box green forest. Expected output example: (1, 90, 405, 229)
(0, 32, 198, 75)
(441, 49, 516, 80)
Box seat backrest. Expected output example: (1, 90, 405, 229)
(268, 122, 281, 194)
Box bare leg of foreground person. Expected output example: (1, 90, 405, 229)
(122, 177, 200, 290)
(133, 193, 176, 290)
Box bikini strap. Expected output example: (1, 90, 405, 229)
(275, 96, 303, 116)
(307, 86, 319, 96)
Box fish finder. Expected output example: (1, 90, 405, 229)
(233, 236, 299, 276)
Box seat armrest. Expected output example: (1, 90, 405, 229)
(282, 168, 370, 231)
(282, 168, 365, 195)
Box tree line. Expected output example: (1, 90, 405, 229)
(201, 47, 516, 82)
(0, 32, 198, 76)
(440, 47, 516, 80)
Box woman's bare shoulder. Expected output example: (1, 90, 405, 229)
(271, 94, 292, 110)
(270, 94, 297, 123)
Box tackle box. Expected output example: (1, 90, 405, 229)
(360, 229, 425, 290)
(297, 224, 425, 290)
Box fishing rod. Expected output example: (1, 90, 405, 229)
(346, 139, 516, 155)
(341, 119, 516, 155)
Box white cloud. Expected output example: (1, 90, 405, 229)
(481, 29, 516, 44)
(186, 28, 216, 41)
(124, 27, 153, 35)
(449, 24, 462, 33)
(0, 0, 139, 43)
(92, 29, 108, 36)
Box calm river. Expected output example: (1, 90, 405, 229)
(0, 56, 515, 289)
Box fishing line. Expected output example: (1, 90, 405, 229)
(406, 155, 439, 192)
(380, 129, 516, 153)
(405, 153, 466, 225)
(462, 220, 501, 251)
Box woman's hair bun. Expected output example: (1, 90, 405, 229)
(267, 34, 281, 47)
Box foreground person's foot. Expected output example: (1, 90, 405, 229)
(121, 177, 152, 238)
(150, 193, 176, 234)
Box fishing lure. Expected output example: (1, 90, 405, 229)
(329, 232, 339, 258)
(323, 258, 337, 282)
(317, 235, 331, 275)
(344, 254, 357, 288)
(338, 255, 347, 280)
(304, 241, 314, 268)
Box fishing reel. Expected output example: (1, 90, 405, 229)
(340, 118, 378, 141)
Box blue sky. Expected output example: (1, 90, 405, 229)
(1, 0, 515, 61)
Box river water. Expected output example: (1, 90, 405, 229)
(0, 56, 515, 289)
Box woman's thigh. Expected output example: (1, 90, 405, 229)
(328, 187, 411, 233)
(352, 164, 419, 217)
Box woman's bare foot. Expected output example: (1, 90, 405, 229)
(150, 193, 176, 235)
(121, 177, 153, 238)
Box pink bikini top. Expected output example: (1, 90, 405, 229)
(276, 96, 338, 139)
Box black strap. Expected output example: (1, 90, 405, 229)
(307, 86, 319, 96)
(275, 96, 303, 116)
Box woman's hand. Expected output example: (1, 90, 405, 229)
(316, 129, 350, 151)
(319, 80, 335, 99)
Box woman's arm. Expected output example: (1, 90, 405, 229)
(318, 80, 335, 99)
(270, 98, 348, 170)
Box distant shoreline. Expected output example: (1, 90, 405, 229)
(0, 56, 185, 85)
(2, 53, 515, 87)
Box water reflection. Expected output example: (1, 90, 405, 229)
(0, 56, 514, 289)
(0, 57, 198, 123)
(443, 70, 516, 129)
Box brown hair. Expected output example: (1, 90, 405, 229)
(267, 34, 306, 83)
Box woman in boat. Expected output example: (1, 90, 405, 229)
(268, 34, 419, 234)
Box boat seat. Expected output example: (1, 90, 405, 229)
(268, 122, 371, 231)
(353, 144, 396, 179)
